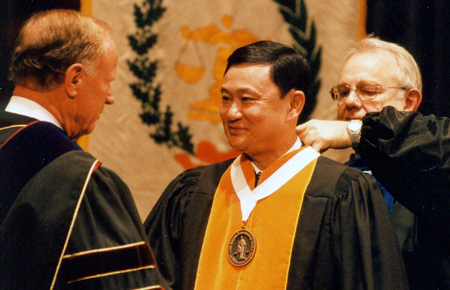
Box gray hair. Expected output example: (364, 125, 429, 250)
(346, 36, 422, 92)
(9, 9, 112, 91)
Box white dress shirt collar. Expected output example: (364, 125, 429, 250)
(5, 96, 63, 130)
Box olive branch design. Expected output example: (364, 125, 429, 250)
(127, 0, 194, 154)
(275, 0, 322, 124)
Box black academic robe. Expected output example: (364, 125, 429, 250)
(361, 106, 450, 290)
(144, 155, 408, 290)
(0, 112, 167, 290)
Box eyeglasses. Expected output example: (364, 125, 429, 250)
(330, 83, 408, 102)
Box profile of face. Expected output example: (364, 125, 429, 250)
(72, 39, 118, 139)
(336, 52, 408, 121)
(220, 63, 293, 159)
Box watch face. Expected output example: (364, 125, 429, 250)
(348, 121, 361, 130)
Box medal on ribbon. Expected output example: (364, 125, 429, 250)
(227, 143, 318, 267)
(227, 226, 256, 267)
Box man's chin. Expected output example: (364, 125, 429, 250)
(340, 116, 359, 121)
(70, 126, 94, 142)
(340, 111, 366, 121)
(228, 141, 247, 153)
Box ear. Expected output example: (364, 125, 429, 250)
(403, 88, 422, 112)
(286, 89, 305, 123)
(64, 63, 84, 98)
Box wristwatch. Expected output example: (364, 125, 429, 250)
(347, 120, 362, 149)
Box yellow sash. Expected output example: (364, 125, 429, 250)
(194, 147, 318, 290)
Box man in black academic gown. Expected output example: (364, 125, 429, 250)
(297, 36, 450, 290)
(298, 36, 424, 289)
(0, 10, 167, 289)
(144, 41, 408, 290)
(298, 108, 450, 290)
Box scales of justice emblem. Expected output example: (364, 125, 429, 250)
(227, 229, 256, 267)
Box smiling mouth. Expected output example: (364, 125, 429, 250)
(228, 126, 246, 134)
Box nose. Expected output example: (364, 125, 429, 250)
(226, 101, 242, 120)
(344, 90, 361, 108)
(105, 95, 115, 105)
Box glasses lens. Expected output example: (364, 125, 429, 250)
(358, 84, 379, 99)
(337, 85, 350, 100)
(330, 86, 340, 101)
(330, 86, 350, 101)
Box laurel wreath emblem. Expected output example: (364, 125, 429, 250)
(275, 0, 322, 124)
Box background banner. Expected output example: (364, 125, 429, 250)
(90, 0, 362, 218)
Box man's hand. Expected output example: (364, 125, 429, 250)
(296, 120, 352, 153)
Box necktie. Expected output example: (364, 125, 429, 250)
(254, 171, 262, 188)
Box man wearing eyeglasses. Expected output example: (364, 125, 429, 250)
(331, 37, 422, 215)
(298, 37, 428, 288)
(331, 40, 422, 122)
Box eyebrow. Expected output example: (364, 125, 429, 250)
(338, 81, 381, 86)
(220, 87, 260, 96)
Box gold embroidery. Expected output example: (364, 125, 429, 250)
(131, 286, 165, 290)
(50, 160, 101, 290)
(67, 265, 155, 284)
(62, 241, 148, 258)
(0, 124, 26, 132)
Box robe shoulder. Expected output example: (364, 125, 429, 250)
(144, 159, 234, 290)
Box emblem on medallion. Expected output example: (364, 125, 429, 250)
(227, 229, 256, 266)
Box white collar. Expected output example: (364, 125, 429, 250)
(6, 96, 63, 130)
(232, 144, 319, 221)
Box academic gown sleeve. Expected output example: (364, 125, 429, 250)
(288, 157, 409, 290)
(0, 150, 168, 290)
(144, 160, 234, 290)
(360, 106, 450, 229)
(61, 160, 168, 290)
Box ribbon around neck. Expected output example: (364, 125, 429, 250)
(230, 146, 319, 221)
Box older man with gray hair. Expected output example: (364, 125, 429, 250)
(298, 37, 441, 289)
(0, 9, 167, 289)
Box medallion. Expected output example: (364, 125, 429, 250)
(227, 229, 256, 267)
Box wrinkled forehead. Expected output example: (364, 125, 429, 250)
(340, 52, 399, 85)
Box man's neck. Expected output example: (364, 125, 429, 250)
(6, 95, 63, 130)
(248, 137, 301, 171)
(11, 85, 67, 130)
